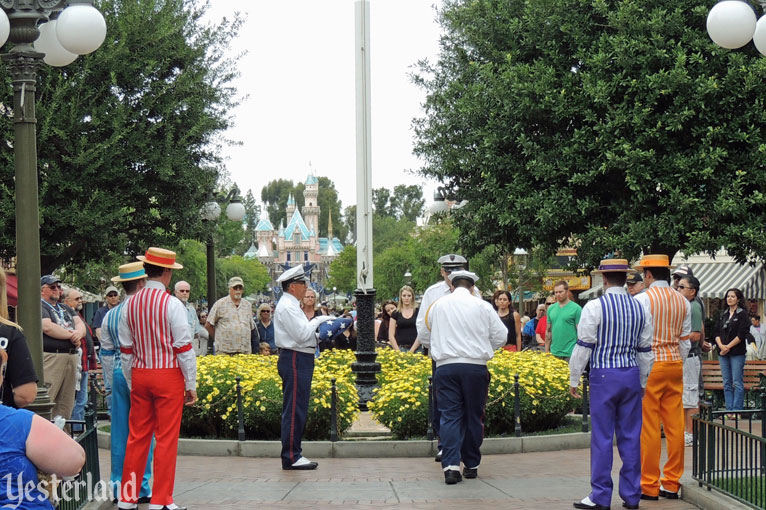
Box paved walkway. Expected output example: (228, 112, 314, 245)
(93, 447, 701, 510)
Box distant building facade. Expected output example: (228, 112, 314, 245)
(245, 174, 343, 294)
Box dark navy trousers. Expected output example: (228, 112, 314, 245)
(434, 363, 490, 470)
(431, 360, 441, 443)
(589, 366, 643, 507)
(278, 349, 315, 467)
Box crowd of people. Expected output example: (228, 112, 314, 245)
(2, 244, 766, 508)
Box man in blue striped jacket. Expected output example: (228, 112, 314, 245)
(569, 259, 655, 510)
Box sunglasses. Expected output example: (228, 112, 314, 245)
(261, 310, 270, 314)
(232, 285, 244, 290)
(677, 285, 695, 291)
(106, 292, 118, 298)
(48, 284, 61, 290)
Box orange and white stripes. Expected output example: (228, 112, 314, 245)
(644, 287, 689, 362)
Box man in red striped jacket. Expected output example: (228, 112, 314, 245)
(118, 248, 197, 510)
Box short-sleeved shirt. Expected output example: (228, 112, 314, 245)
(0, 406, 54, 509)
(547, 300, 582, 357)
(535, 316, 547, 338)
(0, 324, 38, 408)
(208, 296, 255, 354)
(690, 300, 703, 333)
(41, 301, 76, 353)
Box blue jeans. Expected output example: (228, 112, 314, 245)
(719, 354, 746, 411)
(71, 372, 88, 433)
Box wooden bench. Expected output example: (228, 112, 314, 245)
(701, 359, 766, 408)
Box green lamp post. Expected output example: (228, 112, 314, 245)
(0, 0, 106, 418)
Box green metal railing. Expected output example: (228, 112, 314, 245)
(692, 394, 766, 510)
(57, 380, 102, 510)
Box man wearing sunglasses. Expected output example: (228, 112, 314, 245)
(40, 274, 86, 421)
(93, 285, 122, 415)
(175, 281, 208, 356)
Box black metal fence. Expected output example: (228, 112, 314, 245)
(692, 398, 766, 510)
(57, 381, 102, 510)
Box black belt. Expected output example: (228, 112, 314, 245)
(45, 347, 78, 354)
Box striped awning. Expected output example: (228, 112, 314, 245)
(579, 284, 604, 300)
(686, 262, 766, 300)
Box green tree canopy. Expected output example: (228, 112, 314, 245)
(0, 0, 243, 275)
(414, 0, 766, 266)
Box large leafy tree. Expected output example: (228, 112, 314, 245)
(390, 184, 425, 222)
(414, 0, 766, 266)
(261, 178, 297, 229)
(0, 0, 242, 274)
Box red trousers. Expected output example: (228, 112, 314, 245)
(120, 368, 184, 506)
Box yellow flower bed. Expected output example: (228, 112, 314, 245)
(182, 352, 360, 440)
(368, 349, 575, 438)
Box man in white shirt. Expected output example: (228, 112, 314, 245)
(274, 265, 333, 470)
(419, 270, 507, 485)
(750, 315, 766, 360)
(416, 253, 480, 462)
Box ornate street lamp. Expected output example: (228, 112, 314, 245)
(352, 0, 380, 409)
(0, 0, 106, 418)
(199, 185, 245, 354)
(706, 0, 766, 54)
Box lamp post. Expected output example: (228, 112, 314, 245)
(707, 1, 766, 53)
(352, 0, 380, 410)
(0, 1, 106, 418)
(513, 248, 528, 317)
(199, 186, 246, 354)
(332, 286, 336, 308)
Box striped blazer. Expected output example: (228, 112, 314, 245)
(635, 284, 691, 362)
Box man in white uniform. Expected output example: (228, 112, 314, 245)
(419, 270, 507, 484)
(416, 253, 481, 462)
(274, 265, 333, 470)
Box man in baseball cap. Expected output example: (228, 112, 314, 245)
(205, 276, 256, 355)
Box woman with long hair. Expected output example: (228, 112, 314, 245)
(389, 286, 419, 352)
(493, 290, 521, 351)
(375, 300, 397, 347)
(301, 287, 319, 320)
(0, 268, 37, 408)
(714, 287, 750, 412)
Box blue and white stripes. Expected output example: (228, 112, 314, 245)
(591, 293, 646, 369)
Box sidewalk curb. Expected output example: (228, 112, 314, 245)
(681, 478, 753, 510)
(98, 430, 590, 457)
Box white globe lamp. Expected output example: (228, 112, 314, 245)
(200, 201, 221, 222)
(34, 21, 77, 67)
(753, 15, 766, 55)
(707, 0, 757, 49)
(226, 200, 246, 222)
(0, 9, 9, 48)
(56, 3, 107, 55)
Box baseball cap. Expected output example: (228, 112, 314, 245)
(672, 264, 694, 278)
(41, 275, 61, 286)
(228, 276, 244, 288)
(626, 273, 643, 285)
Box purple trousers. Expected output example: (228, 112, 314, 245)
(589, 366, 643, 507)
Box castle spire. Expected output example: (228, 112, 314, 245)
(328, 210, 333, 239)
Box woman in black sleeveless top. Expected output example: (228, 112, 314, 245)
(389, 286, 419, 351)
(493, 290, 521, 351)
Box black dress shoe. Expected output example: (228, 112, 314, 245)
(622, 503, 639, 509)
(283, 461, 318, 470)
(444, 470, 462, 485)
(573, 501, 610, 510)
(640, 494, 658, 501)
(658, 489, 679, 499)
(463, 467, 478, 479)
(159, 507, 187, 510)
(137, 496, 152, 504)
(434, 450, 442, 462)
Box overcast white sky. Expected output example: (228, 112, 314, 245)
(203, 0, 444, 212)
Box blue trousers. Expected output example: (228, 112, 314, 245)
(435, 363, 490, 470)
(431, 360, 441, 444)
(71, 372, 88, 433)
(278, 349, 314, 467)
(111, 368, 153, 500)
(719, 354, 746, 411)
(589, 367, 643, 507)
(99, 351, 113, 416)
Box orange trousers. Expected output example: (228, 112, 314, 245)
(640, 361, 684, 495)
(120, 368, 184, 506)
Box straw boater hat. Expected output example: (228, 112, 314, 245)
(111, 261, 148, 282)
(136, 247, 183, 269)
(633, 254, 672, 270)
(591, 259, 636, 274)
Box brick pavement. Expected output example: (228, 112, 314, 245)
(94, 447, 701, 510)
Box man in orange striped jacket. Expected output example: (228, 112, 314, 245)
(633, 254, 691, 501)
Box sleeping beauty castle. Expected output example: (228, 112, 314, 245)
(245, 174, 344, 295)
